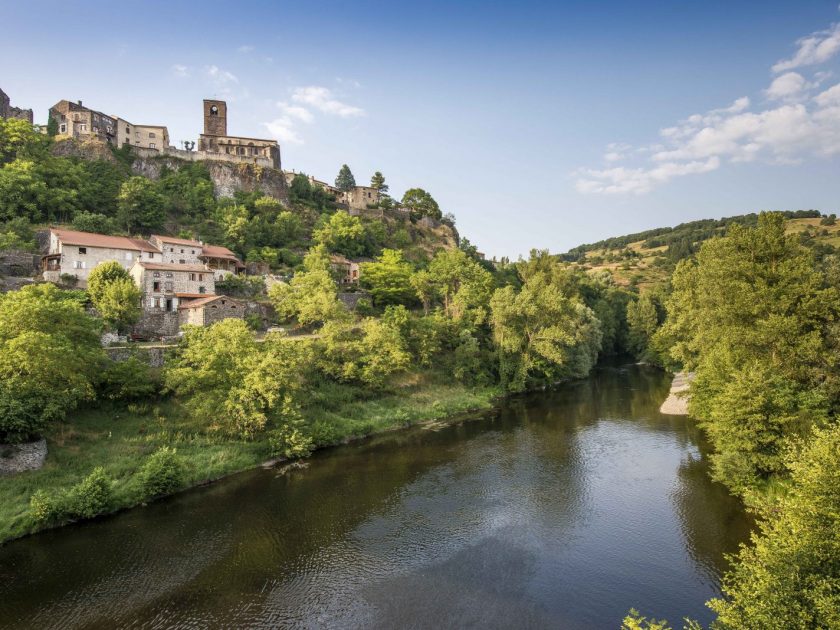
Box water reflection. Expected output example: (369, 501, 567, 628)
(0, 364, 750, 629)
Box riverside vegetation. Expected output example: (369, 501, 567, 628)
(1, 115, 839, 626)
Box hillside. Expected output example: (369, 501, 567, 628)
(0, 121, 459, 275)
(561, 210, 838, 291)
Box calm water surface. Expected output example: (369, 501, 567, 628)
(0, 364, 751, 629)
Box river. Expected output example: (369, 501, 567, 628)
(0, 363, 751, 629)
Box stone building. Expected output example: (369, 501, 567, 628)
(179, 295, 244, 327)
(150, 235, 244, 280)
(49, 99, 169, 150)
(329, 254, 365, 285)
(42, 228, 161, 287)
(342, 186, 380, 212)
(198, 99, 280, 168)
(0, 87, 33, 124)
(115, 118, 169, 150)
(129, 261, 215, 313)
(49, 100, 118, 144)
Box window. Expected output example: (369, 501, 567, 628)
(165, 272, 173, 278)
(180, 249, 184, 253)
(189, 273, 196, 281)
(92, 126, 99, 133)
(59, 123, 67, 133)
(179, 259, 185, 264)
(169, 247, 175, 252)
(198, 273, 203, 281)
(149, 143, 155, 149)
(164, 281, 173, 291)
(126, 127, 131, 133)
(191, 250, 195, 255)
(153, 281, 160, 291)
(78, 247, 86, 254)
(199, 286, 206, 294)
(73, 261, 85, 269)
(135, 131, 139, 137)
(147, 252, 155, 259)
(149, 132, 156, 138)
(79, 124, 87, 131)
(153, 272, 160, 277)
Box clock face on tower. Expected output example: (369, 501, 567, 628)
(210, 106, 218, 115)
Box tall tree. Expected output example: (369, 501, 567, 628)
(360, 249, 415, 306)
(87, 261, 141, 332)
(116, 176, 165, 232)
(401, 188, 441, 220)
(370, 171, 388, 194)
(334, 164, 356, 192)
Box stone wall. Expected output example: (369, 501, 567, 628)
(105, 345, 172, 368)
(0, 250, 38, 276)
(0, 439, 47, 475)
(132, 310, 181, 338)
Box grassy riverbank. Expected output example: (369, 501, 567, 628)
(0, 372, 500, 545)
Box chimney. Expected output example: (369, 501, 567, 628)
(77, 100, 82, 106)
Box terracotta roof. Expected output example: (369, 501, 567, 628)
(200, 245, 244, 265)
(176, 293, 217, 300)
(51, 228, 159, 252)
(136, 262, 209, 272)
(151, 234, 203, 247)
(179, 294, 240, 309)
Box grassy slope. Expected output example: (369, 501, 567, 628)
(0, 371, 499, 544)
(570, 217, 840, 292)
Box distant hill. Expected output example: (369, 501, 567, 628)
(560, 210, 838, 291)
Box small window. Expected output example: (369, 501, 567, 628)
(149, 143, 155, 149)
(153, 281, 160, 291)
(78, 247, 87, 254)
(149, 132, 156, 138)
(59, 123, 67, 133)
(189, 273, 196, 281)
(199, 286, 206, 294)
(198, 273, 203, 281)
(179, 259, 185, 264)
(73, 260, 85, 269)
(166, 272, 173, 278)
(153, 272, 160, 278)
(191, 250, 195, 255)
(180, 249, 184, 253)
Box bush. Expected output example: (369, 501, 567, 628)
(66, 467, 112, 519)
(98, 357, 161, 402)
(820, 213, 836, 226)
(140, 446, 185, 498)
(0, 385, 57, 443)
(29, 489, 65, 524)
(268, 419, 313, 460)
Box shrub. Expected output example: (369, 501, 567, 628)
(29, 489, 65, 524)
(268, 419, 313, 460)
(66, 467, 112, 519)
(140, 446, 185, 498)
(98, 357, 161, 402)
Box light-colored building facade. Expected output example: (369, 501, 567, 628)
(130, 261, 216, 313)
(115, 118, 169, 150)
(42, 228, 161, 287)
(342, 186, 380, 210)
(150, 235, 244, 280)
(49, 100, 117, 144)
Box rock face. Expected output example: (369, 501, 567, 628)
(0, 439, 48, 475)
(50, 138, 290, 204)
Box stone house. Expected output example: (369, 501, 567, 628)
(342, 186, 380, 211)
(179, 295, 244, 327)
(0, 87, 33, 124)
(150, 235, 244, 280)
(198, 99, 280, 168)
(42, 228, 161, 287)
(115, 118, 169, 150)
(329, 254, 364, 285)
(129, 261, 215, 313)
(49, 100, 118, 144)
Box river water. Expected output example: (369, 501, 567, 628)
(0, 363, 751, 629)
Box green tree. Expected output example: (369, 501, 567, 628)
(86, 261, 141, 331)
(360, 249, 415, 306)
(335, 164, 356, 192)
(71, 211, 117, 235)
(401, 187, 441, 220)
(370, 171, 388, 194)
(0, 284, 103, 442)
(490, 272, 602, 391)
(313, 211, 365, 257)
(709, 424, 840, 628)
(656, 212, 840, 493)
(268, 247, 349, 327)
(116, 176, 165, 232)
(626, 292, 664, 361)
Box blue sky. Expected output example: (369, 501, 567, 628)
(3, 0, 840, 257)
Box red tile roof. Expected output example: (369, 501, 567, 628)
(176, 293, 217, 300)
(136, 262, 209, 272)
(51, 228, 159, 252)
(200, 244, 244, 265)
(151, 234, 203, 247)
(179, 294, 240, 309)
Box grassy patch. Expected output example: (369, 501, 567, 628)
(0, 372, 499, 544)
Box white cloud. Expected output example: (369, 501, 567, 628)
(171, 64, 190, 78)
(237, 45, 254, 53)
(772, 23, 840, 73)
(205, 65, 238, 84)
(263, 118, 303, 145)
(576, 20, 840, 195)
(276, 101, 313, 123)
(291, 86, 364, 117)
(766, 72, 810, 100)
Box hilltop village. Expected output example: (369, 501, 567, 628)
(0, 86, 463, 340)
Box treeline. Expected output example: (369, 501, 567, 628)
(623, 212, 840, 629)
(0, 117, 452, 268)
(560, 209, 822, 262)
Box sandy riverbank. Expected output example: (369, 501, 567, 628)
(660, 372, 692, 415)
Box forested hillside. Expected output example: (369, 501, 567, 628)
(0, 117, 457, 270)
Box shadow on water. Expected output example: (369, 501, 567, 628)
(0, 363, 751, 629)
